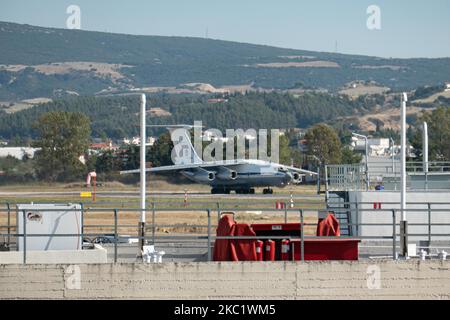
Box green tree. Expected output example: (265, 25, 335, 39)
(341, 146, 363, 164)
(304, 124, 342, 165)
(33, 111, 91, 181)
(412, 107, 450, 161)
(148, 132, 174, 167)
(95, 150, 122, 173)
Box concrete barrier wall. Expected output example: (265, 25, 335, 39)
(0, 261, 449, 299)
(0, 246, 107, 264)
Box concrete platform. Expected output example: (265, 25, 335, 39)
(0, 245, 107, 264)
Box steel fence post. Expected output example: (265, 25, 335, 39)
(152, 202, 156, 245)
(392, 210, 397, 260)
(23, 210, 26, 264)
(80, 202, 84, 244)
(428, 203, 431, 245)
(300, 209, 304, 262)
(207, 209, 212, 261)
(114, 209, 118, 263)
(216, 202, 220, 226)
(6, 203, 10, 247)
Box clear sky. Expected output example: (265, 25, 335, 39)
(1, 0, 449, 58)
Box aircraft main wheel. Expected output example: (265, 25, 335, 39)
(249, 188, 255, 194)
(263, 188, 273, 195)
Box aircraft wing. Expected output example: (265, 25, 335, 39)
(283, 165, 318, 176)
(120, 160, 247, 174)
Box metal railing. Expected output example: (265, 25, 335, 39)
(1, 201, 450, 264)
(326, 161, 450, 191)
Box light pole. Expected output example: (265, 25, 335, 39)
(310, 155, 322, 195)
(390, 137, 397, 190)
(139, 94, 146, 256)
(352, 133, 369, 190)
(400, 93, 408, 258)
(423, 122, 429, 190)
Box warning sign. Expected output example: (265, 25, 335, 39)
(80, 192, 92, 198)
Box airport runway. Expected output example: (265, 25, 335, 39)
(0, 190, 323, 200)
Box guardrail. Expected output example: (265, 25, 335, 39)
(1, 202, 450, 263)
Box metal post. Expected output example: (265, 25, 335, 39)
(300, 210, 304, 262)
(317, 166, 321, 195)
(284, 205, 288, 224)
(152, 202, 156, 245)
(114, 209, 118, 263)
(6, 203, 10, 247)
(365, 136, 369, 190)
(428, 203, 431, 245)
(423, 122, 429, 190)
(391, 137, 397, 190)
(22, 210, 26, 264)
(207, 209, 212, 261)
(400, 92, 408, 257)
(80, 202, 84, 245)
(352, 133, 369, 190)
(390, 137, 395, 172)
(324, 165, 329, 207)
(355, 202, 359, 236)
(139, 93, 147, 255)
(392, 210, 397, 260)
(216, 202, 220, 225)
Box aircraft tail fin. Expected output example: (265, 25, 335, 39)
(148, 124, 203, 165)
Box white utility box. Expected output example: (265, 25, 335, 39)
(16, 203, 82, 251)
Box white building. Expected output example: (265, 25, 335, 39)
(352, 138, 391, 156)
(0, 147, 39, 160)
(122, 136, 155, 146)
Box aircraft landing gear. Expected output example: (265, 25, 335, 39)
(211, 187, 231, 194)
(263, 188, 273, 195)
(235, 188, 255, 194)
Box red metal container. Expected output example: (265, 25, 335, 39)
(264, 240, 275, 261)
(291, 239, 360, 261)
(280, 239, 290, 260)
(255, 240, 264, 261)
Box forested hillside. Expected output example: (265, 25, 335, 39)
(0, 92, 384, 140)
(1, 21, 450, 101)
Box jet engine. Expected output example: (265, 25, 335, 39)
(181, 168, 215, 183)
(291, 172, 302, 184)
(216, 167, 238, 180)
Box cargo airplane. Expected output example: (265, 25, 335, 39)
(121, 125, 317, 194)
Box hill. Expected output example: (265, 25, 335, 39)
(1, 21, 450, 101)
(0, 92, 384, 140)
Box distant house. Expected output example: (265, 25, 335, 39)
(0, 147, 39, 160)
(352, 138, 391, 157)
(298, 139, 308, 152)
(89, 141, 118, 154)
(122, 136, 155, 146)
(445, 83, 450, 92)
